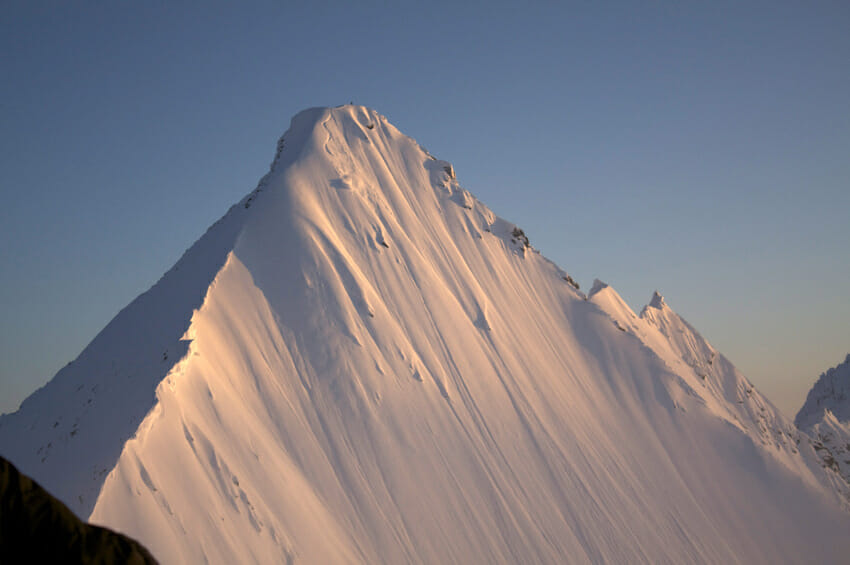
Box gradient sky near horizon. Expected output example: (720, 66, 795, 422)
(1, 1, 848, 418)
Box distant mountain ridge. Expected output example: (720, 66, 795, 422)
(1, 106, 848, 564)
(797, 354, 850, 429)
(796, 354, 850, 491)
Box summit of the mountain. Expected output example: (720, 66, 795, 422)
(1, 106, 849, 563)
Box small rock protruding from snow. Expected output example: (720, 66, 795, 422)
(511, 227, 530, 249)
(425, 159, 457, 192)
(562, 275, 580, 290)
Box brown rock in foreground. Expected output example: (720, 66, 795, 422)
(0, 455, 157, 564)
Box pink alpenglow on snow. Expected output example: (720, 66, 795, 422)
(1, 106, 849, 564)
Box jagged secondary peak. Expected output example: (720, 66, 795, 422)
(588, 278, 609, 298)
(797, 354, 850, 429)
(639, 293, 717, 374)
(594, 287, 845, 499)
(648, 290, 666, 310)
(796, 355, 850, 494)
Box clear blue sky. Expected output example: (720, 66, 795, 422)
(2, 1, 848, 417)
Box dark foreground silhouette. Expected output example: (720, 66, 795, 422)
(0, 455, 157, 564)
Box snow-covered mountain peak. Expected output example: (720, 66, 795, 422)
(588, 278, 609, 298)
(637, 294, 717, 371)
(796, 355, 850, 494)
(2, 106, 849, 563)
(648, 290, 666, 310)
(247, 105, 400, 203)
(797, 354, 850, 430)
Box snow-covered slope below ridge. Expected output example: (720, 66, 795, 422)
(588, 280, 850, 506)
(2, 105, 850, 564)
(796, 354, 850, 488)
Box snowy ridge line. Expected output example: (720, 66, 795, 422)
(591, 282, 850, 507)
(0, 110, 292, 517)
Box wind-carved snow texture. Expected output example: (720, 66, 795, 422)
(590, 282, 850, 507)
(1, 106, 850, 564)
(796, 354, 850, 489)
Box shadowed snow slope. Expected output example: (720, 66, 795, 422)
(2, 106, 850, 564)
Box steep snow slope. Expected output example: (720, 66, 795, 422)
(0, 191, 248, 516)
(796, 355, 850, 487)
(588, 281, 850, 506)
(2, 106, 850, 563)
